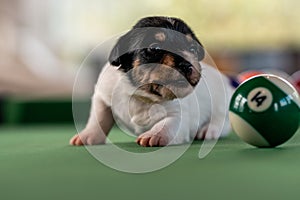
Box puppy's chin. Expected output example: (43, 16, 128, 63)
(133, 82, 194, 103)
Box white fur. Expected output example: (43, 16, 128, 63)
(70, 61, 234, 146)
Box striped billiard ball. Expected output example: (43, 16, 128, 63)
(229, 74, 300, 148)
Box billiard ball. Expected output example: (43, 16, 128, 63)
(237, 70, 264, 84)
(291, 70, 300, 94)
(263, 69, 290, 80)
(229, 74, 300, 148)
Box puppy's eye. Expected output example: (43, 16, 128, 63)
(149, 43, 161, 50)
(189, 45, 197, 55)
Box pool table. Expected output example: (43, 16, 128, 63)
(0, 125, 300, 200)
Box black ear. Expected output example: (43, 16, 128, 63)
(108, 33, 134, 72)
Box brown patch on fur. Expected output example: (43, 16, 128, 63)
(186, 34, 193, 43)
(133, 59, 140, 68)
(162, 55, 175, 67)
(155, 32, 166, 42)
(160, 86, 176, 100)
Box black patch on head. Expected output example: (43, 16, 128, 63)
(108, 31, 137, 72)
(108, 16, 204, 73)
(133, 16, 203, 48)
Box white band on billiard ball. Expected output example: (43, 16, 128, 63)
(229, 112, 270, 147)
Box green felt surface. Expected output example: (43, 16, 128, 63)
(0, 125, 300, 200)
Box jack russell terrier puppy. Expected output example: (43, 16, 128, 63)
(70, 16, 234, 147)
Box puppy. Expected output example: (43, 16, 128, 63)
(70, 16, 234, 147)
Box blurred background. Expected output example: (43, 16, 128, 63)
(0, 0, 299, 125)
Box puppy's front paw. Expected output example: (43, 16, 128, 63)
(136, 130, 169, 147)
(196, 124, 221, 140)
(69, 130, 106, 146)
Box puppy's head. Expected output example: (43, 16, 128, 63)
(109, 16, 204, 103)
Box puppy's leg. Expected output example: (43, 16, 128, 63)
(196, 118, 231, 140)
(136, 122, 169, 147)
(195, 64, 233, 140)
(197, 113, 232, 140)
(136, 117, 186, 147)
(70, 97, 114, 146)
